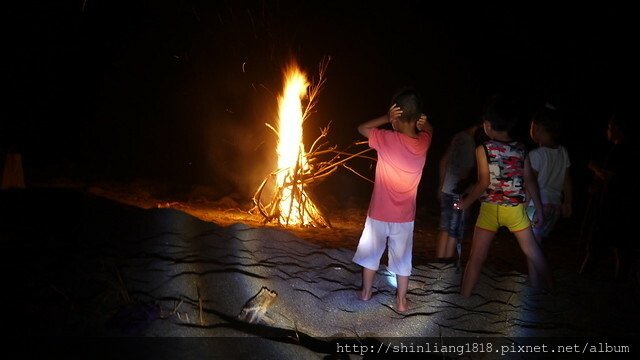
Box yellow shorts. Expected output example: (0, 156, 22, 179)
(475, 202, 530, 232)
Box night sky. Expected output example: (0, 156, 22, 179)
(4, 0, 634, 206)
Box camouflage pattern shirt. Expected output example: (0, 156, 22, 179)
(480, 139, 526, 206)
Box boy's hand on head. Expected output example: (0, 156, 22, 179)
(417, 114, 427, 131)
(388, 104, 402, 123)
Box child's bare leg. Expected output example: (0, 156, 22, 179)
(437, 231, 458, 259)
(357, 268, 376, 300)
(395, 275, 410, 312)
(527, 259, 539, 287)
(526, 228, 543, 286)
(514, 229, 554, 291)
(460, 228, 495, 297)
(436, 231, 448, 258)
(446, 236, 458, 258)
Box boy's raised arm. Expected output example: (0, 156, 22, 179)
(358, 104, 402, 138)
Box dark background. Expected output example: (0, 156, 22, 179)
(3, 0, 634, 208)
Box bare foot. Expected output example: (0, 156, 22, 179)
(356, 289, 372, 301)
(396, 297, 413, 312)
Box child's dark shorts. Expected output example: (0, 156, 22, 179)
(439, 192, 465, 239)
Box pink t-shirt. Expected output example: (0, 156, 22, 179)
(367, 128, 431, 222)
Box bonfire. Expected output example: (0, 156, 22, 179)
(252, 58, 373, 227)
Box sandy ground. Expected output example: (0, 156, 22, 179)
(83, 179, 597, 273)
(2, 181, 639, 359)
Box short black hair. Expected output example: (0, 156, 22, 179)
(532, 104, 562, 139)
(482, 94, 519, 133)
(390, 87, 423, 122)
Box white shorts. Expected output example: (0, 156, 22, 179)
(352, 216, 415, 276)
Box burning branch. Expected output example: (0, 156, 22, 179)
(252, 131, 373, 227)
(251, 58, 374, 227)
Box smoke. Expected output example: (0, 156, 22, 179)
(204, 102, 279, 200)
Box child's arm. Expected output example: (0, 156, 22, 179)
(588, 160, 613, 182)
(524, 166, 539, 204)
(438, 149, 449, 191)
(456, 145, 490, 210)
(561, 169, 573, 218)
(358, 104, 402, 138)
(524, 157, 545, 226)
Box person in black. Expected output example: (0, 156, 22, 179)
(580, 114, 635, 279)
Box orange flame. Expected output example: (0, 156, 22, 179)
(274, 63, 319, 226)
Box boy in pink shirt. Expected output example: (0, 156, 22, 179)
(353, 88, 433, 312)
